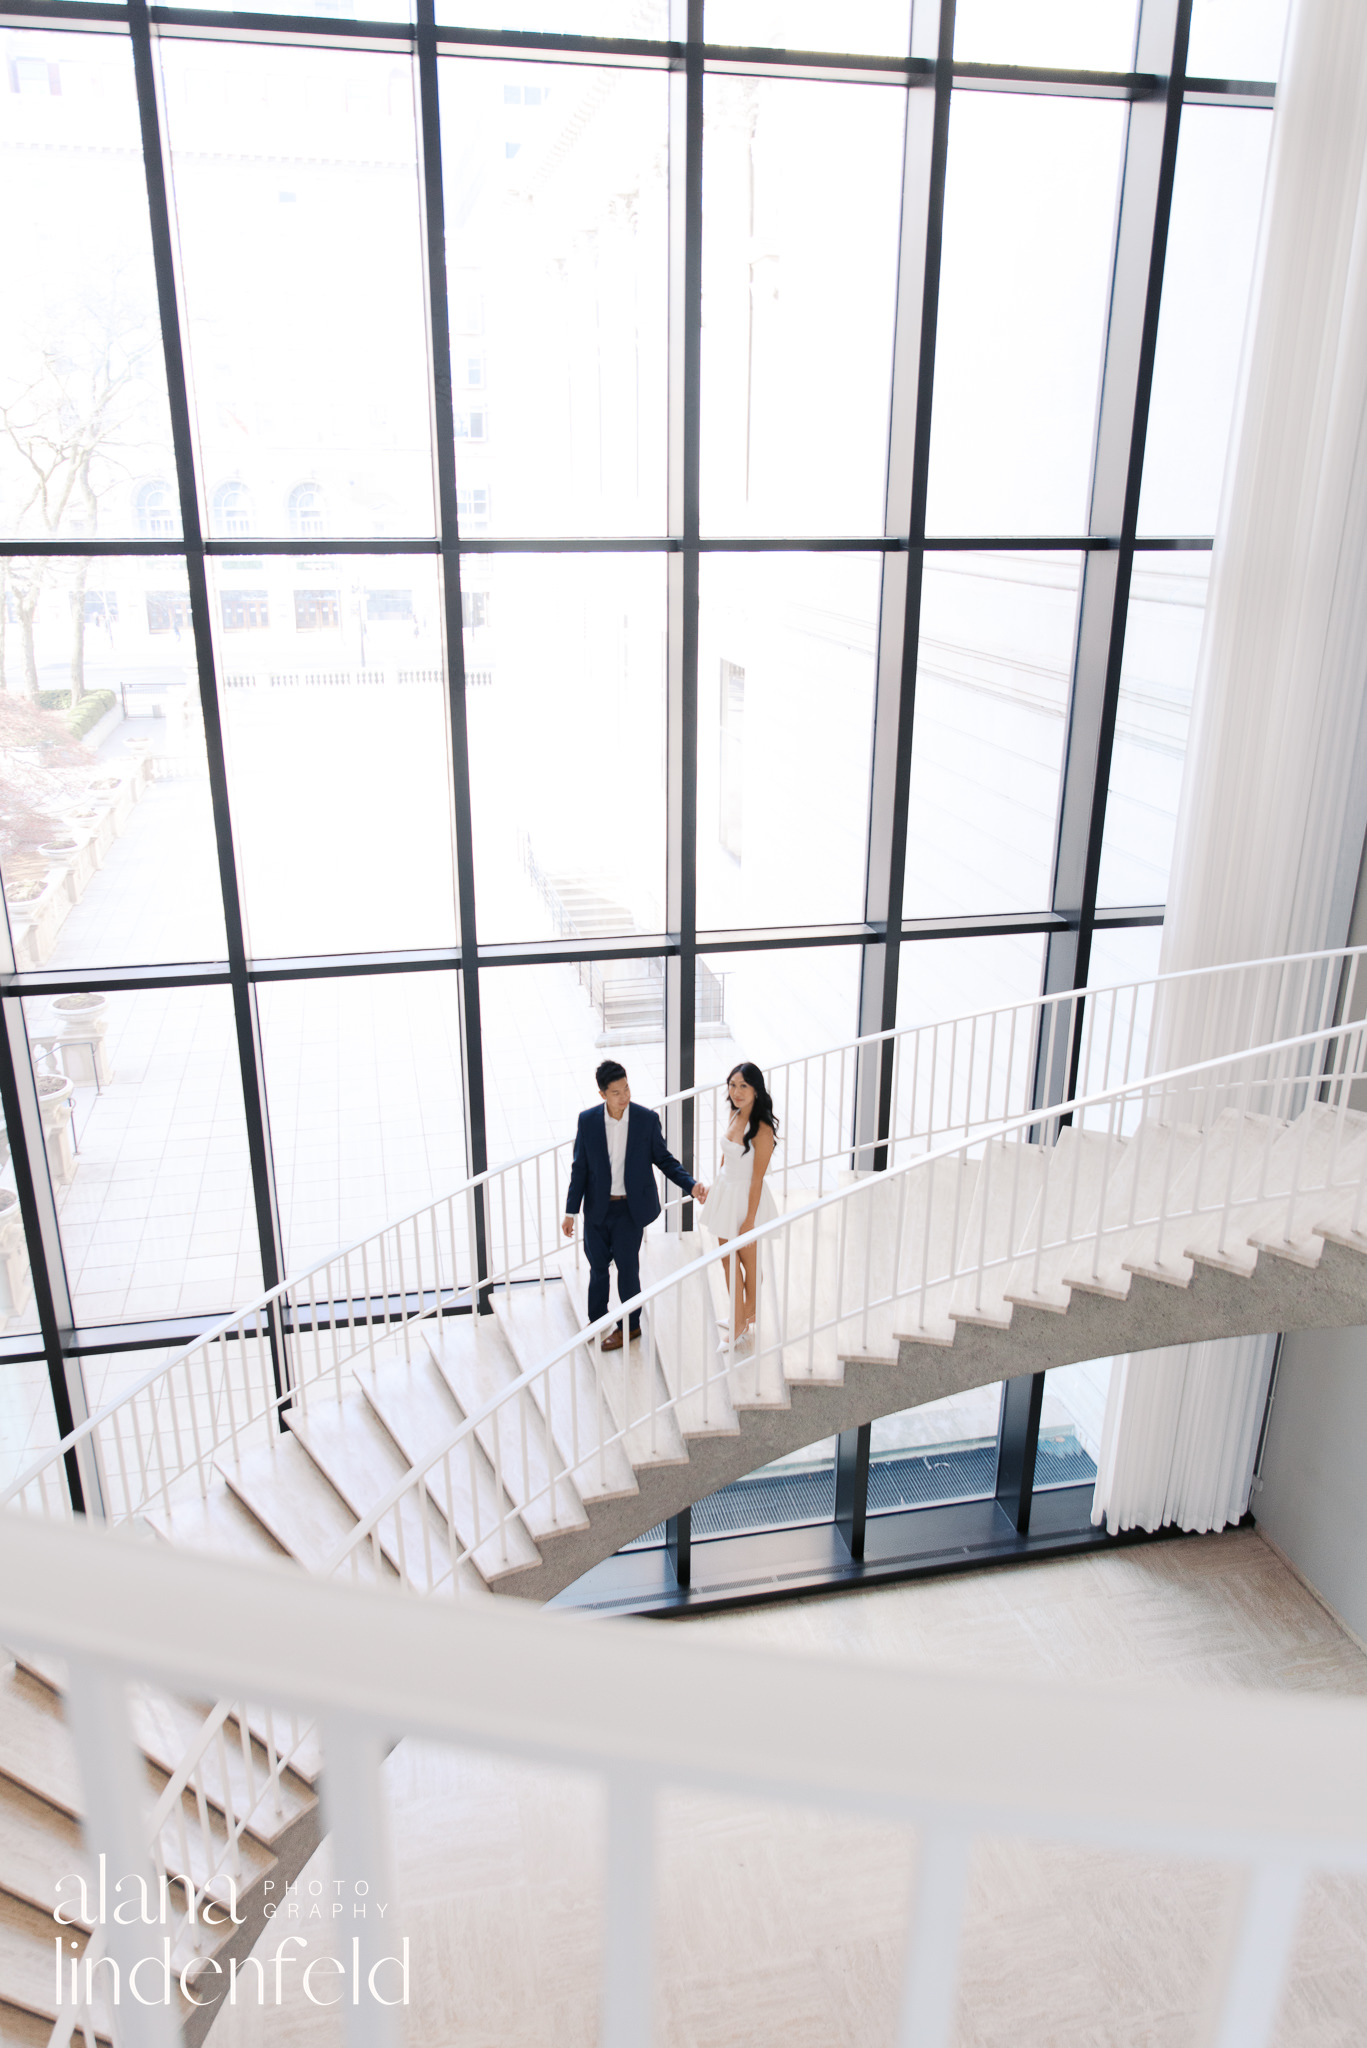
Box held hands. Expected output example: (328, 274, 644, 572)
(692, 1181, 709, 1204)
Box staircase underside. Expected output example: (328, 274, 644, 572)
(495, 1229, 1367, 1599)
(128, 1225, 1367, 1609)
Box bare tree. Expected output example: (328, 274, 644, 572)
(0, 301, 155, 704)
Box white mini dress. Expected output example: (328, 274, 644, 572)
(699, 1134, 778, 1240)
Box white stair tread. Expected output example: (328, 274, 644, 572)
(555, 1249, 689, 1467)
(0, 1775, 87, 1922)
(792, 1164, 971, 1366)
(1059, 1120, 1204, 1297)
(701, 1255, 791, 1409)
(638, 1234, 740, 1438)
(1002, 1128, 1127, 1312)
(360, 1355, 543, 1585)
(492, 1282, 641, 1500)
(949, 1140, 1049, 1327)
(214, 1437, 390, 1583)
(0, 1892, 109, 2036)
(286, 1394, 454, 1593)
(0, 1666, 273, 1910)
(1228, 1107, 1367, 1262)
(421, 1315, 590, 1538)
(0, 1996, 71, 2047)
(142, 1482, 293, 1568)
(1120, 1111, 1257, 1285)
(0, 1667, 79, 1818)
(126, 1685, 316, 1848)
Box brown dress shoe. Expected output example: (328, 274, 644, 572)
(600, 1326, 640, 1351)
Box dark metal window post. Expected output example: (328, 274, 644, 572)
(663, 0, 705, 1205)
(416, 0, 493, 1304)
(835, 1423, 872, 1560)
(128, 0, 289, 1412)
(1044, 0, 1192, 1063)
(0, 991, 90, 1512)
(856, 0, 956, 1176)
(1012, 0, 1192, 1539)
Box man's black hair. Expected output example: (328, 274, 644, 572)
(596, 1059, 628, 1092)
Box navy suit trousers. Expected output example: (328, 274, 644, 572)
(584, 1203, 643, 1333)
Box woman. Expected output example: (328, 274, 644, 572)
(699, 1061, 779, 1344)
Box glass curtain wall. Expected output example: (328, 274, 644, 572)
(0, 2, 1277, 1552)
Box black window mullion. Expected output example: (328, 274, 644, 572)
(129, 0, 290, 1376)
(415, 0, 491, 1304)
(1020, 0, 1191, 1538)
(0, 991, 87, 1510)
(663, 0, 704, 1200)
(1044, 0, 1191, 1050)
(857, 0, 956, 1172)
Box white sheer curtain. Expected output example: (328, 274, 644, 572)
(1093, 0, 1367, 1534)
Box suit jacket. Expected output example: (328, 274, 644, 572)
(564, 1101, 697, 1228)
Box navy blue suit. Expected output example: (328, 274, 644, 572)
(565, 1102, 698, 1332)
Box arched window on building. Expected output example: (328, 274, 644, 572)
(212, 481, 254, 536)
(136, 480, 177, 538)
(288, 482, 324, 537)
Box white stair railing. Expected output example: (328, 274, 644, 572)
(7, 940, 1367, 1536)
(6, 1512, 1364, 2048)
(311, 1013, 1367, 1601)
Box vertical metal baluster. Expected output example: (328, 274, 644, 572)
(600, 1769, 656, 2048)
(983, 1007, 998, 1126)
(411, 1215, 426, 1334)
(973, 1138, 994, 1315)
(1205, 1862, 1305, 2048)
(893, 1824, 973, 2048)
(1003, 1004, 1020, 1125)
(534, 1156, 546, 1288)
(860, 1178, 875, 1349)
(394, 1230, 411, 1360)
(805, 1207, 821, 1375)
(430, 1204, 444, 1319)
(918, 1155, 936, 1333)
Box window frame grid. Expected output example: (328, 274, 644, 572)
(0, 0, 1261, 1574)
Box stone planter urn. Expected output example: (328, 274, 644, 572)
(62, 802, 114, 865)
(38, 831, 95, 901)
(50, 992, 113, 1088)
(88, 771, 138, 832)
(36, 1072, 76, 1185)
(0, 1189, 31, 1326)
(8, 869, 68, 968)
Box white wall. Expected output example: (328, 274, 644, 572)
(1255, 1324, 1367, 1648)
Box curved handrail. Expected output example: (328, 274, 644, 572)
(5, 939, 1365, 1523)
(318, 1012, 1367, 1591)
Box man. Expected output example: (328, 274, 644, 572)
(562, 1060, 708, 1351)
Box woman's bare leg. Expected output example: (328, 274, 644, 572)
(738, 1244, 758, 1330)
(717, 1239, 737, 1330)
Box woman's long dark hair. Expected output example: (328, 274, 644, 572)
(727, 1061, 779, 1154)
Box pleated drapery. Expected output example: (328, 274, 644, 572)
(1092, 0, 1367, 1535)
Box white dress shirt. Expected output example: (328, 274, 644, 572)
(604, 1103, 629, 1198)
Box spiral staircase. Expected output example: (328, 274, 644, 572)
(7, 944, 1367, 2042)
